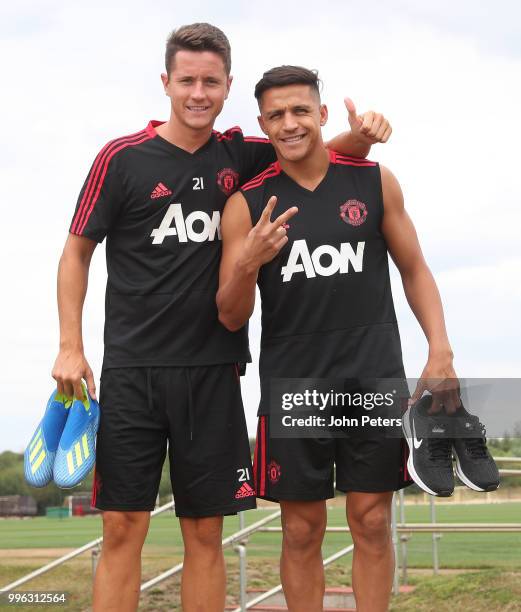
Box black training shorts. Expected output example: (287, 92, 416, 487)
(254, 415, 412, 501)
(92, 365, 256, 517)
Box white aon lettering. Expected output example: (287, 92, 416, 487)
(280, 239, 365, 282)
(151, 203, 221, 244)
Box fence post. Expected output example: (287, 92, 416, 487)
(91, 543, 101, 580)
(391, 493, 399, 595)
(399, 489, 408, 585)
(430, 496, 440, 574)
(234, 512, 247, 611)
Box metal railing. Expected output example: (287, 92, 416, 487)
(140, 510, 281, 592)
(0, 500, 176, 593)
(230, 544, 355, 612)
(260, 523, 521, 534)
(2, 456, 520, 604)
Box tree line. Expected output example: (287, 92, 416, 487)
(1, 435, 519, 513)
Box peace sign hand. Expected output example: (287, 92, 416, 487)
(243, 196, 298, 271)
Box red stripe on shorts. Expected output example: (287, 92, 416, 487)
(260, 416, 266, 496)
(253, 422, 259, 494)
(91, 466, 98, 508)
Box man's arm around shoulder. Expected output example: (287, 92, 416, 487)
(325, 98, 392, 158)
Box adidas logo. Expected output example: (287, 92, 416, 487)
(66, 433, 91, 475)
(235, 482, 255, 499)
(28, 428, 46, 475)
(150, 182, 172, 199)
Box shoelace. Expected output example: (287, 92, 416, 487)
(464, 421, 489, 458)
(426, 422, 452, 462)
(428, 436, 452, 462)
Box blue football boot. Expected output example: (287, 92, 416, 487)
(53, 389, 100, 488)
(24, 391, 72, 487)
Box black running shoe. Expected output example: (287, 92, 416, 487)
(452, 406, 500, 492)
(402, 395, 454, 496)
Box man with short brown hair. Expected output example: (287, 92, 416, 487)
(53, 25, 391, 611)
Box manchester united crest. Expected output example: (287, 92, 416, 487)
(217, 168, 239, 196)
(267, 460, 281, 484)
(340, 199, 368, 227)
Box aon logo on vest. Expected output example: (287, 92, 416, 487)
(281, 239, 365, 282)
(151, 203, 221, 244)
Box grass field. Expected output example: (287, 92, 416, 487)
(1, 501, 520, 610)
(2, 502, 520, 568)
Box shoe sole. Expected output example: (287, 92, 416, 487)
(453, 453, 500, 492)
(402, 405, 453, 497)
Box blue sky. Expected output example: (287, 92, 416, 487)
(1, 0, 520, 451)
